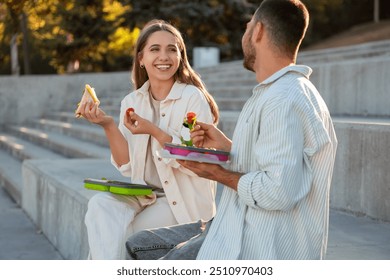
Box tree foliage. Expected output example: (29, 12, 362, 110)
(28, 0, 135, 73)
(0, 0, 389, 75)
(120, 0, 257, 61)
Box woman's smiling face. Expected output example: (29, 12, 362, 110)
(139, 30, 181, 84)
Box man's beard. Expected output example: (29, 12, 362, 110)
(243, 41, 256, 72)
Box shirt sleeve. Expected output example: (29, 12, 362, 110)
(237, 99, 315, 211)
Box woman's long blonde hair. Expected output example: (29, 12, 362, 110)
(131, 19, 219, 124)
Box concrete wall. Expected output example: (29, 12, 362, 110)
(309, 56, 390, 117)
(332, 118, 390, 221)
(21, 158, 125, 259)
(0, 72, 132, 125)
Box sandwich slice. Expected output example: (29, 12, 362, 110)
(75, 84, 100, 118)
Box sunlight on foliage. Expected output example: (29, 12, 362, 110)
(108, 27, 140, 55)
(103, 0, 130, 22)
(2, 0, 387, 74)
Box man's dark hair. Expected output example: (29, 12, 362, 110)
(254, 0, 309, 58)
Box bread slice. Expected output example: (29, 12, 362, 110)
(75, 84, 100, 118)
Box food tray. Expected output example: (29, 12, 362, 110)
(164, 143, 229, 161)
(158, 143, 230, 164)
(84, 178, 153, 196)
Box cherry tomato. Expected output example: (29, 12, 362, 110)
(126, 108, 135, 115)
(186, 111, 196, 124)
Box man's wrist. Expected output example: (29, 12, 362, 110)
(215, 168, 242, 191)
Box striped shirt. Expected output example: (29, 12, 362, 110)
(197, 65, 338, 260)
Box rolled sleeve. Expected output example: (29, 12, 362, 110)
(110, 154, 132, 177)
(237, 172, 259, 207)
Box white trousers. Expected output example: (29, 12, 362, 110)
(84, 192, 177, 259)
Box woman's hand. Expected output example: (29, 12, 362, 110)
(123, 111, 155, 135)
(190, 121, 232, 152)
(123, 110, 172, 146)
(78, 101, 114, 128)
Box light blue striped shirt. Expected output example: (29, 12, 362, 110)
(197, 65, 338, 260)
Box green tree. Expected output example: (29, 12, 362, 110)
(120, 0, 257, 61)
(303, 0, 390, 47)
(0, 0, 139, 74)
(31, 0, 117, 73)
(1, 0, 389, 75)
(1, 0, 30, 75)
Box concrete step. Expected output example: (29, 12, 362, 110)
(21, 158, 128, 259)
(205, 77, 257, 88)
(98, 99, 247, 113)
(65, 87, 128, 111)
(45, 111, 93, 123)
(45, 111, 121, 129)
(98, 96, 123, 107)
(298, 39, 390, 64)
(28, 118, 108, 148)
(201, 70, 256, 82)
(196, 60, 243, 74)
(208, 85, 255, 98)
(215, 97, 247, 111)
(0, 150, 23, 204)
(216, 111, 240, 139)
(4, 125, 110, 159)
(0, 133, 64, 161)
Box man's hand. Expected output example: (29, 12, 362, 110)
(190, 121, 232, 152)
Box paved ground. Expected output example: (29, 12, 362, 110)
(0, 187, 62, 260)
(0, 185, 389, 260)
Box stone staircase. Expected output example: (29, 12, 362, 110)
(0, 64, 257, 259)
(0, 113, 110, 204)
(0, 74, 251, 206)
(1, 40, 390, 259)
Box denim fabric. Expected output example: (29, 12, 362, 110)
(126, 219, 213, 260)
(160, 219, 212, 260)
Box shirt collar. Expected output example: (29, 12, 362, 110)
(137, 80, 186, 101)
(254, 64, 312, 90)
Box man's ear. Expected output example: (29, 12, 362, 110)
(253, 22, 264, 42)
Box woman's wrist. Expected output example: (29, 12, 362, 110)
(101, 116, 116, 131)
(151, 126, 172, 146)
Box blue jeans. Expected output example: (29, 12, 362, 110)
(125, 219, 212, 260)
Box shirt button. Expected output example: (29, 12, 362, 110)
(162, 113, 166, 117)
(164, 180, 168, 184)
(172, 201, 177, 205)
(158, 157, 162, 161)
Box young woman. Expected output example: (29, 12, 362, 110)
(79, 20, 219, 259)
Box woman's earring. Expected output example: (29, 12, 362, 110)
(140, 64, 144, 68)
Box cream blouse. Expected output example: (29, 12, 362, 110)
(111, 81, 217, 223)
